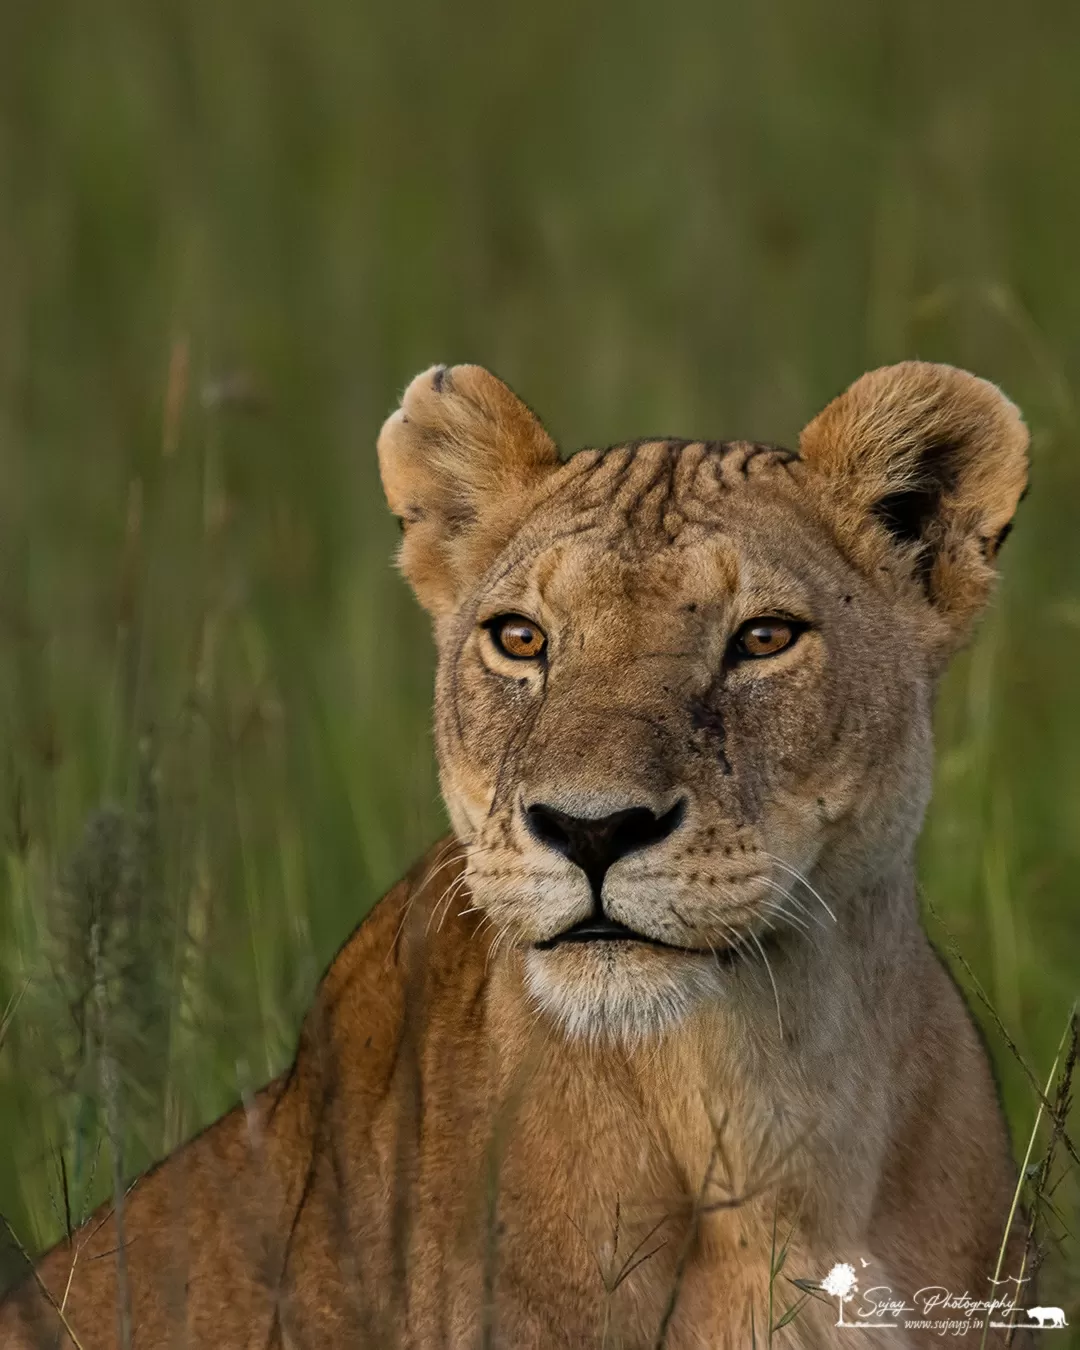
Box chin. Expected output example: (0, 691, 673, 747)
(522, 944, 725, 1045)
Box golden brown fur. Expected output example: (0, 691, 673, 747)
(1, 362, 1033, 1347)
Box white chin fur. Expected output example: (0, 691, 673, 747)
(523, 947, 723, 1045)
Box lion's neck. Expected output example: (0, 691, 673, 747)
(486, 859, 928, 1239)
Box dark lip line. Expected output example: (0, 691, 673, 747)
(533, 916, 736, 960)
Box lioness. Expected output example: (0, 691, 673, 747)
(1, 362, 1031, 1348)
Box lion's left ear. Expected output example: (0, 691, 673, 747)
(377, 364, 561, 617)
(799, 362, 1029, 650)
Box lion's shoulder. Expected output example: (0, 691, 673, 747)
(296, 836, 485, 1084)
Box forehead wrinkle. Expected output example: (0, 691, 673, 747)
(565, 446, 634, 510)
(524, 538, 579, 628)
(598, 440, 676, 525)
(480, 518, 602, 606)
(477, 444, 817, 639)
(671, 441, 708, 502)
(558, 435, 803, 515)
(517, 527, 748, 659)
(527, 440, 803, 562)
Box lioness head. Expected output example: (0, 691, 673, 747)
(378, 363, 1027, 1041)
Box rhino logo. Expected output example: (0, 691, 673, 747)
(1026, 1307, 1068, 1329)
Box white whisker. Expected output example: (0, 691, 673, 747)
(435, 875, 472, 932)
(759, 878, 822, 930)
(763, 854, 836, 924)
(757, 887, 814, 936)
(747, 929, 784, 1042)
(485, 922, 513, 971)
(414, 839, 465, 895)
(426, 872, 466, 935)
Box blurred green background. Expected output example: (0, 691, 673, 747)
(1, 0, 1078, 1329)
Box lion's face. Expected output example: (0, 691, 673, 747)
(378, 363, 1027, 1040)
(432, 444, 930, 1039)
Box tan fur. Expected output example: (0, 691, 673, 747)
(1, 362, 1033, 1348)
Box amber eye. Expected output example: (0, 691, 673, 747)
(730, 617, 802, 661)
(486, 615, 547, 661)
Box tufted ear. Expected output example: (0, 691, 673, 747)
(799, 362, 1029, 650)
(377, 364, 561, 616)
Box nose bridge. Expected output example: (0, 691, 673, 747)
(520, 680, 677, 816)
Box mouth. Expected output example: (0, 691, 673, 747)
(534, 915, 736, 960)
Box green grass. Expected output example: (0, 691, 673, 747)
(0, 0, 1078, 1333)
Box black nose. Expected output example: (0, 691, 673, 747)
(525, 800, 685, 898)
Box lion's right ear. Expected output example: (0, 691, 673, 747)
(377, 365, 561, 616)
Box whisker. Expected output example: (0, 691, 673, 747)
(763, 854, 836, 924)
(757, 888, 814, 937)
(426, 872, 467, 936)
(485, 923, 513, 972)
(759, 878, 822, 930)
(415, 839, 466, 895)
(747, 929, 784, 1042)
(466, 909, 498, 942)
(764, 897, 811, 932)
(386, 891, 422, 967)
(711, 911, 753, 965)
(419, 842, 502, 936)
(757, 905, 810, 943)
(699, 904, 785, 1042)
(435, 875, 472, 932)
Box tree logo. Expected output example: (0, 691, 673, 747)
(821, 1263, 859, 1325)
